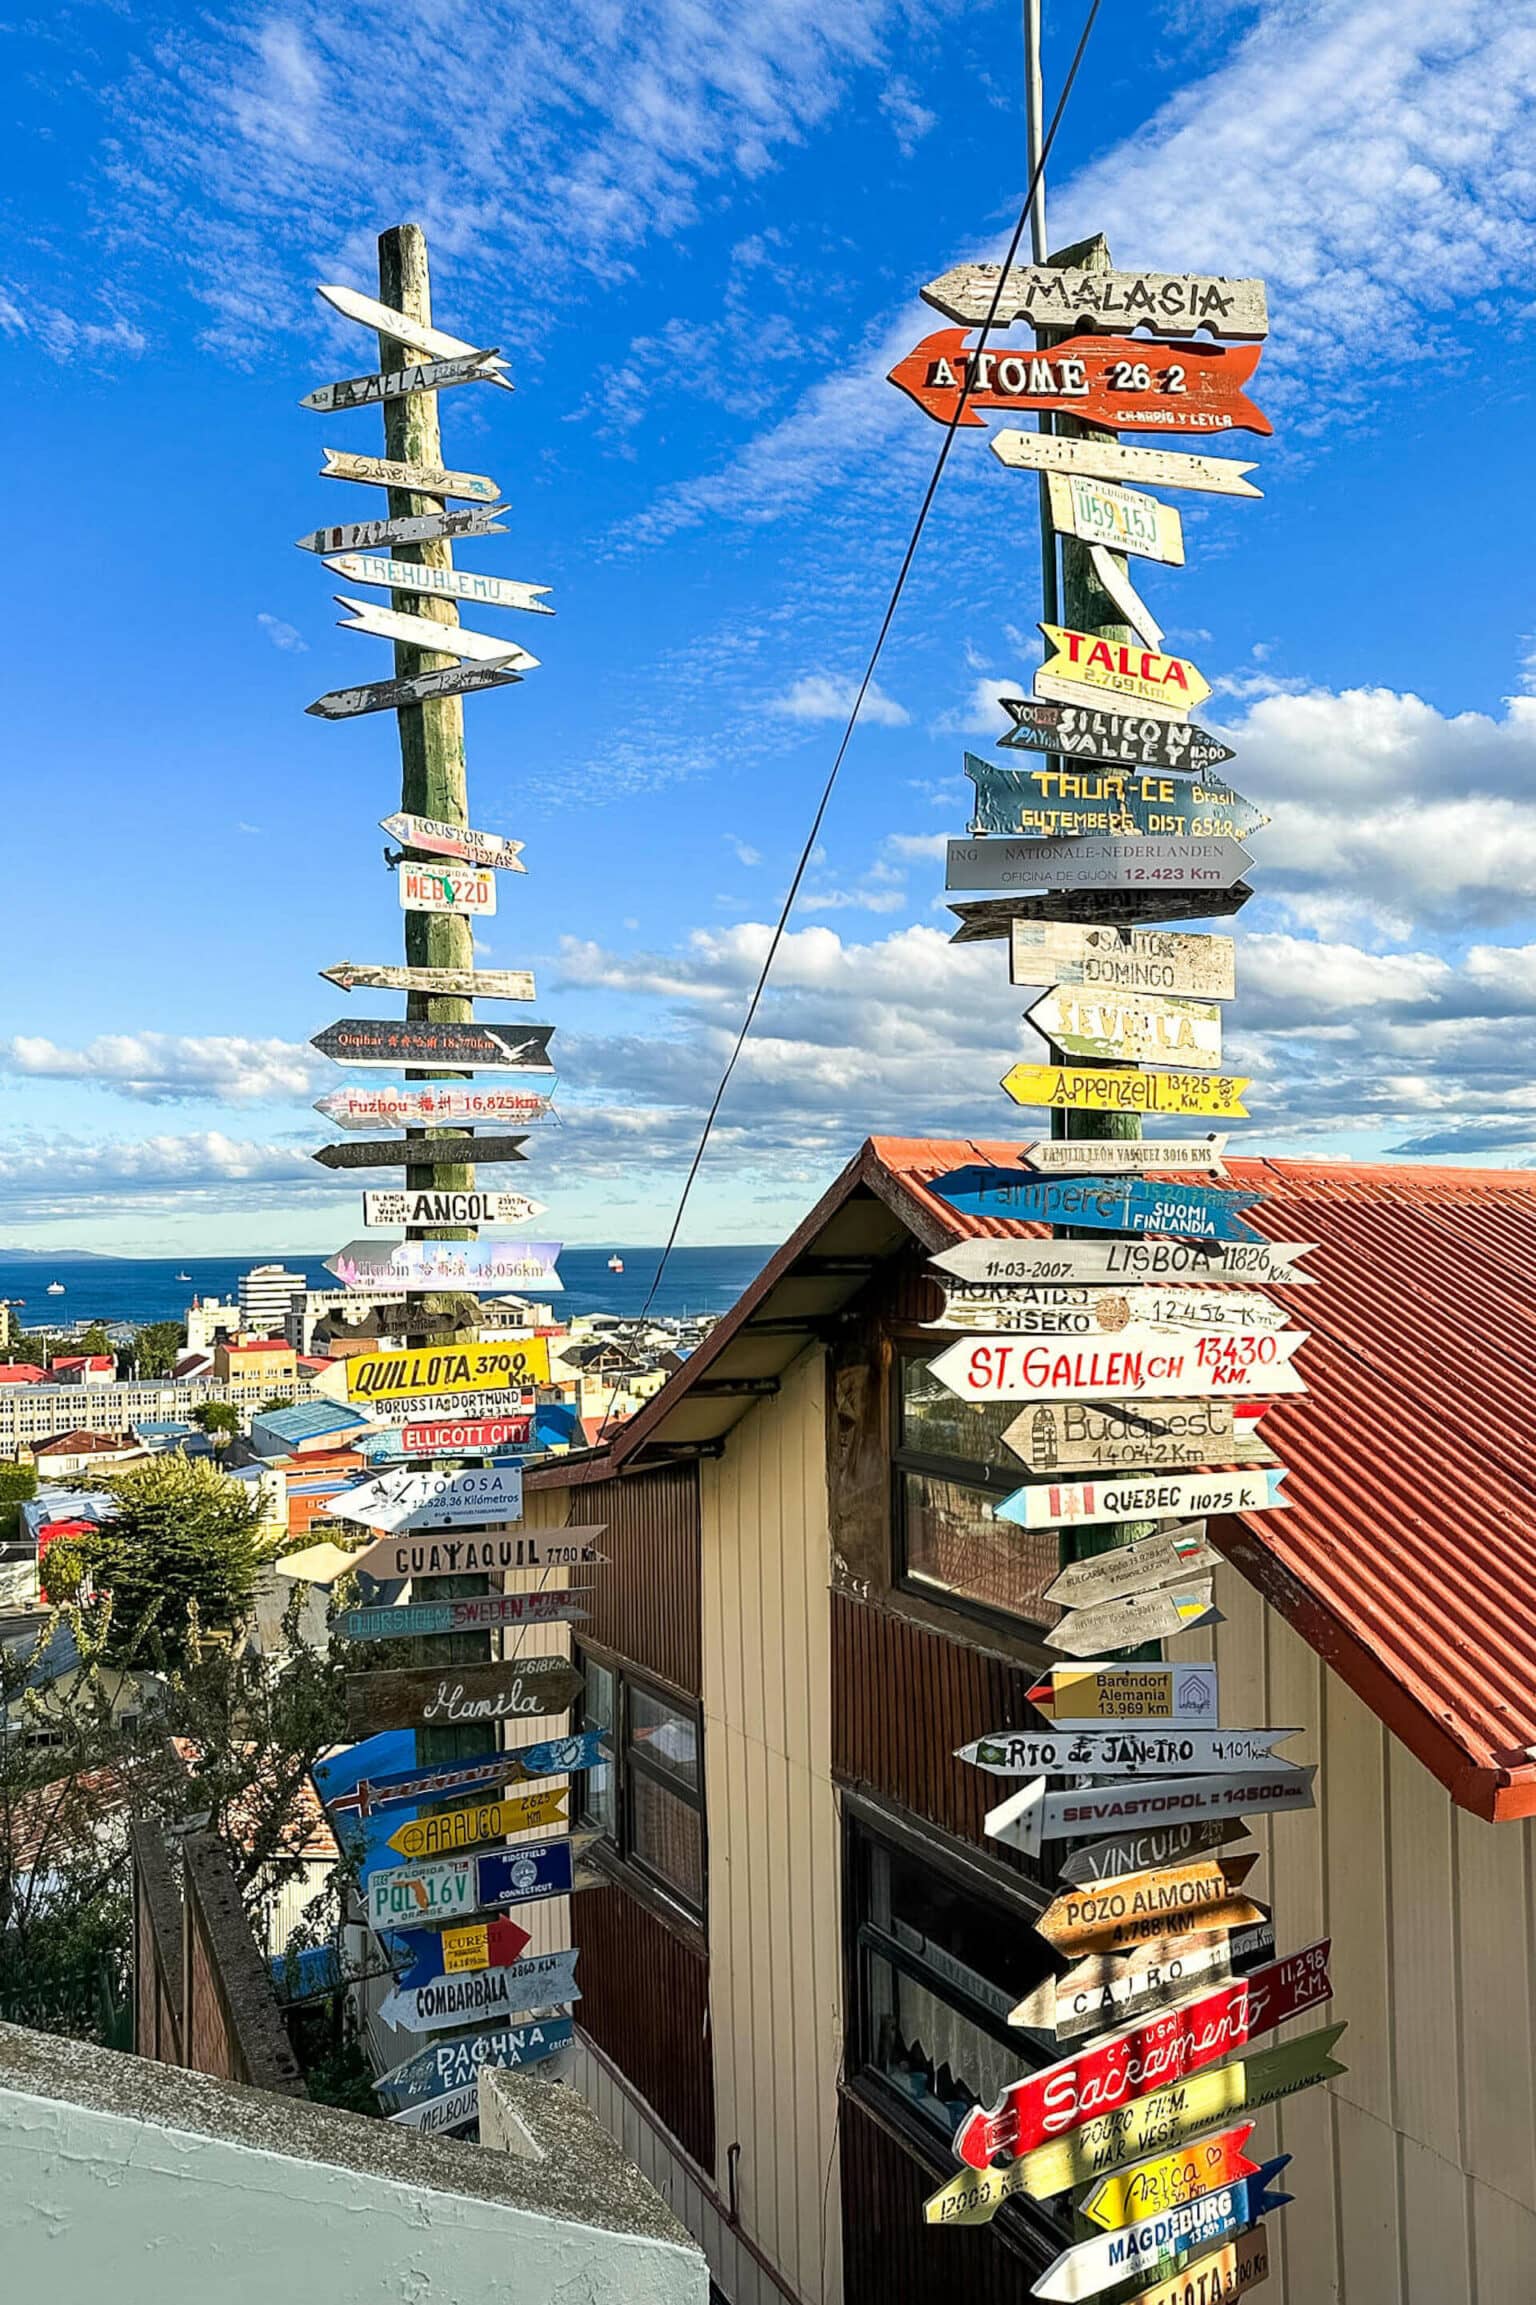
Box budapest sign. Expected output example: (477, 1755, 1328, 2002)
(998, 697, 1234, 775)
(889, 330, 1269, 434)
(966, 756, 1265, 844)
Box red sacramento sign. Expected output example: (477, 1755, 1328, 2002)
(888, 330, 1270, 434)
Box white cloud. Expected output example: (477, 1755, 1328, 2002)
(257, 612, 307, 653)
(879, 75, 935, 156)
(772, 673, 910, 726)
(724, 835, 763, 866)
(0, 1133, 329, 1220)
(1, 1034, 319, 1105)
(932, 672, 1027, 738)
(0, 284, 146, 362)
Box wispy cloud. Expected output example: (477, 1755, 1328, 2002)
(0, 1132, 330, 1220)
(257, 612, 307, 653)
(772, 673, 910, 726)
(0, 283, 146, 363)
(1, 1034, 319, 1105)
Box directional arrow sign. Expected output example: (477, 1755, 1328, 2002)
(1002, 1396, 1276, 1472)
(312, 1135, 529, 1171)
(325, 1238, 562, 1292)
(1045, 1585, 1224, 1660)
(370, 1837, 589, 1932)
(1105, 2236, 1272, 2305)
(1034, 2158, 1290, 2300)
(998, 697, 1235, 775)
(328, 552, 553, 615)
(301, 349, 502, 412)
(321, 448, 502, 502)
(1059, 1817, 1251, 1887)
(989, 431, 1262, 499)
(361, 1187, 543, 1227)
(387, 1785, 573, 1862)
(347, 1658, 581, 1740)
(335, 594, 540, 666)
(946, 835, 1252, 894)
(930, 1171, 1258, 1239)
(931, 1238, 1315, 1286)
(376, 2014, 578, 2109)
(1004, 1465, 1291, 1529)
(928, 1329, 1305, 1404)
(379, 813, 527, 869)
(1080, 2122, 1260, 2233)
(1011, 1925, 1271, 2045)
(314, 1084, 553, 1130)
(1028, 1662, 1221, 1726)
(959, 1729, 1295, 1782)
(342, 1525, 606, 1581)
(324, 1734, 607, 1821)
(315, 1339, 552, 1408)
(951, 887, 1255, 941)
(315, 282, 515, 380)
(395, 1409, 575, 1457)
(338, 1588, 586, 1645)
(296, 506, 508, 555)
(967, 757, 1265, 845)
(306, 661, 521, 719)
(946, 1289, 1286, 1340)
(986, 1770, 1318, 1858)
(1026, 990, 1226, 1070)
(1032, 1858, 1266, 1960)
(313, 1016, 556, 1071)
(926, 2024, 1342, 2219)
(1045, 472, 1185, 565)
(397, 859, 497, 915)
(949, 1943, 1330, 2168)
(1001, 1064, 1251, 1120)
(395, 1912, 533, 1992)
(919, 263, 1270, 339)
(377, 1952, 581, 2038)
(387, 2081, 480, 2135)
(1038, 623, 1210, 719)
(324, 961, 534, 1001)
(1044, 1523, 1218, 1607)
(1010, 923, 1236, 1000)
(329, 1461, 526, 1532)
(889, 330, 1269, 434)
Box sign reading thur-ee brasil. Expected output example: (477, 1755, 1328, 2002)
(889, 330, 1270, 435)
(965, 756, 1265, 846)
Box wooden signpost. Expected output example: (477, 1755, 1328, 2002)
(1036, 623, 1211, 717)
(1003, 1465, 1290, 1528)
(1042, 1523, 1217, 1606)
(323, 961, 535, 1000)
(386, 1785, 573, 1862)
(919, 263, 1270, 338)
(998, 698, 1234, 774)
(1002, 1396, 1276, 1472)
(965, 757, 1265, 845)
(1000, 1062, 1250, 1118)
(931, 1236, 1315, 1286)
(946, 836, 1253, 893)
(326, 1238, 562, 1292)
(335, 594, 540, 666)
(338, 1589, 586, 1644)
(342, 1525, 605, 1581)
(928, 1169, 1258, 1235)
(347, 1657, 583, 1739)
(321, 447, 502, 501)
(1045, 473, 1184, 565)
(376, 1954, 580, 2039)
(1058, 1818, 1250, 1887)
(1010, 921, 1236, 997)
(1033, 2158, 1290, 2301)
(989, 430, 1262, 499)
(1042, 1585, 1224, 1660)
(395, 1913, 535, 1990)
(360, 1187, 542, 1226)
(928, 1328, 1304, 1404)
(1078, 2122, 1260, 2233)
(315, 281, 514, 381)
(307, 662, 522, 720)
(985, 1769, 1318, 1857)
(397, 859, 498, 915)
(327, 552, 553, 614)
(1011, 1925, 1271, 2045)
(312, 1019, 554, 1070)
(889, 329, 1270, 434)
(379, 814, 527, 869)
(312, 1135, 529, 1170)
(329, 1462, 527, 1532)
(376, 2016, 579, 2109)
(302, 350, 502, 412)
(950, 887, 1254, 940)
(296, 506, 509, 555)
(958, 1726, 1292, 1779)
(1028, 1662, 1219, 1725)
(315, 1083, 554, 1130)
(316, 1338, 554, 1407)
(1031, 1859, 1266, 1960)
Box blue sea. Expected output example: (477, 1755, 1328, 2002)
(0, 1246, 776, 1330)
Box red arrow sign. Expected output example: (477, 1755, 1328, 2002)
(952, 1940, 1330, 2170)
(888, 330, 1270, 435)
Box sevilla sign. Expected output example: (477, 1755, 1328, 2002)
(888, 330, 1270, 434)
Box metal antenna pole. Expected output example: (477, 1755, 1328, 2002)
(1024, 0, 1058, 629)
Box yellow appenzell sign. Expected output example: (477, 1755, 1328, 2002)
(1001, 1062, 1249, 1119)
(1038, 622, 1211, 717)
(386, 1784, 568, 1860)
(337, 1337, 551, 1405)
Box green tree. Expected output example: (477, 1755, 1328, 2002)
(255, 1396, 297, 1415)
(76, 1324, 114, 1361)
(133, 1321, 186, 1379)
(0, 1464, 36, 1551)
(191, 1400, 241, 1461)
(83, 1456, 267, 1666)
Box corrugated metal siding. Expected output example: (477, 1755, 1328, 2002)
(521, 1461, 701, 1696)
(575, 1880, 714, 2170)
(839, 2098, 1041, 2304)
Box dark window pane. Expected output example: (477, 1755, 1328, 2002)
(578, 1657, 617, 1840)
(899, 1356, 1018, 1471)
(902, 1471, 1061, 1629)
(629, 1686, 699, 1789)
(630, 1768, 704, 1910)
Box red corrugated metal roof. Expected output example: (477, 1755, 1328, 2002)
(866, 1138, 1536, 1822)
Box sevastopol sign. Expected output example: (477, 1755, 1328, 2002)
(965, 755, 1265, 844)
(929, 1170, 1258, 1238)
(325, 1238, 562, 1292)
(986, 1770, 1318, 1858)
(998, 697, 1235, 775)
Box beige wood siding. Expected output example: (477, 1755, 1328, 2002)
(701, 1343, 843, 2305)
(1171, 1561, 1536, 2304)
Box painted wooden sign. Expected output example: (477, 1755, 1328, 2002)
(395, 1415, 540, 1457)
(338, 1588, 586, 1644)
(959, 1729, 1294, 1783)
(387, 2080, 480, 2135)
(1038, 623, 1211, 718)
(1000, 1063, 1250, 1119)
(1101, 2235, 1272, 2305)
(361, 1187, 543, 1227)
(1010, 923, 1236, 1000)
(347, 1655, 583, 1741)
(989, 431, 1262, 499)
(949, 1942, 1331, 2169)
(1059, 1817, 1251, 1887)
(929, 1171, 1258, 1238)
(340, 1387, 559, 1436)
(379, 813, 527, 869)
(317, 1339, 554, 1407)
(314, 1083, 554, 1130)
(967, 758, 1265, 845)
(325, 1238, 562, 1292)
(398, 859, 498, 915)
(386, 1784, 573, 1862)
(1013, 1926, 1273, 2048)
(950, 886, 1254, 941)
(1028, 1662, 1220, 1726)
(321, 448, 502, 501)
(301, 349, 501, 412)
(323, 961, 535, 1001)
(1080, 2122, 1260, 2234)
(926, 2024, 1342, 2219)
(945, 1292, 1285, 1350)
(296, 505, 508, 555)
(946, 836, 1253, 893)
(1046, 473, 1184, 565)
(306, 660, 522, 720)
(330, 1461, 527, 1533)
(919, 264, 1270, 339)
(328, 553, 553, 616)
(376, 1951, 582, 2038)
(396, 1912, 534, 1991)
(376, 2013, 579, 2109)
(1084, 545, 1166, 651)
(336, 595, 540, 667)
(1032, 1859, 1266, 1961)
(345, 1525, 605, 1583)
(986, 1769, 1318, 1858)
(890, 330, 1269, 434)
(312, 1135, 530, 1171)
(324, 1734, 608, 1821)
(1043, 1584, 1223, 1660)
(1033, 2158, 1290, 2301)
(1005, 1465, 1291, 1530)
(998, 697, 1235, 775)
(313, 1019, 555, 1071)
(1044, 1523, 1218, 1607)
(369, 1838, 589, 1932)
(1018, 1138, 1229, 1176)
(931, 1238, 1315, 1286)
(928, 1328, 1304, 1405)
(316, 281, 512, 376)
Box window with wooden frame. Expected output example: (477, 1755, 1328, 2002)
(893, 1348, 1063, 1633)
(574, 1644, 705, 1928)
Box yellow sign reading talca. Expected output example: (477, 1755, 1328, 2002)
(386, 1784, 568, 1860)
(1001, 1062, 1249, 1119)
(1038, 622, 1211, 716)
(332, 1337, 551, 1405)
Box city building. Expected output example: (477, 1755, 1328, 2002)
(30, 1431, 145, 1478)
(213, 1338, 299, 1405)
(516, 1139, 1536, 2305)
(0, 1372, 324, 1460)
(184, 1297, 241, 1355)
(0, 1365, 48, 1387)
(236, 1265, 308, 1336)
(48, 1355, 117, 1387)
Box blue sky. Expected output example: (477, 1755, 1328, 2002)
(5, 0, 1536, 1253)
